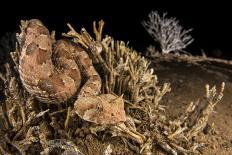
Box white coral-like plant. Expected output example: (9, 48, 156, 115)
(142, 11, 194, 54)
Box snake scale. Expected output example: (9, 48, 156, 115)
(18, 19, 126, 125)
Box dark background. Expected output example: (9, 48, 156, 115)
(0, 1, 231, 59)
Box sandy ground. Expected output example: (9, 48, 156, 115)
(150, 56, 232, 154)
(1, 42, 232, 154)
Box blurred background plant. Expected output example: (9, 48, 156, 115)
(142, 11, 194, 55)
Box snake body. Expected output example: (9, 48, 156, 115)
(19, 19, 101, 103)
(18, 19, 126, 125)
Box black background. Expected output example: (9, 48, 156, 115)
(0, 1, 231, 58)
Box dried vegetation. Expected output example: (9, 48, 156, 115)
(0, 20, 225, 154)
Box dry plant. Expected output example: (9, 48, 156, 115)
(0, 20, 225, 155)
(142, 11, 193, 54)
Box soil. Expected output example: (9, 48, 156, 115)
(150, 55, 232, 155)
(71, 54, 232, 155)
(1, 32, 232, 154)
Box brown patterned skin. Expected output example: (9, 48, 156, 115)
(18, 19, 126, 124)
(19, 19, 101, 103)
(76, 94, 126, 125)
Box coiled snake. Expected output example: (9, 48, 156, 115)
(18, 19, 126, 125)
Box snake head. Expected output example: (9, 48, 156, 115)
(74, 94, 126, 125)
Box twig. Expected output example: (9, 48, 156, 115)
(93, 20, 105, 41)
(64, 106, 71, 131)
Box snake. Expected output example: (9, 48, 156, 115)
(18, 19, 126, 125)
